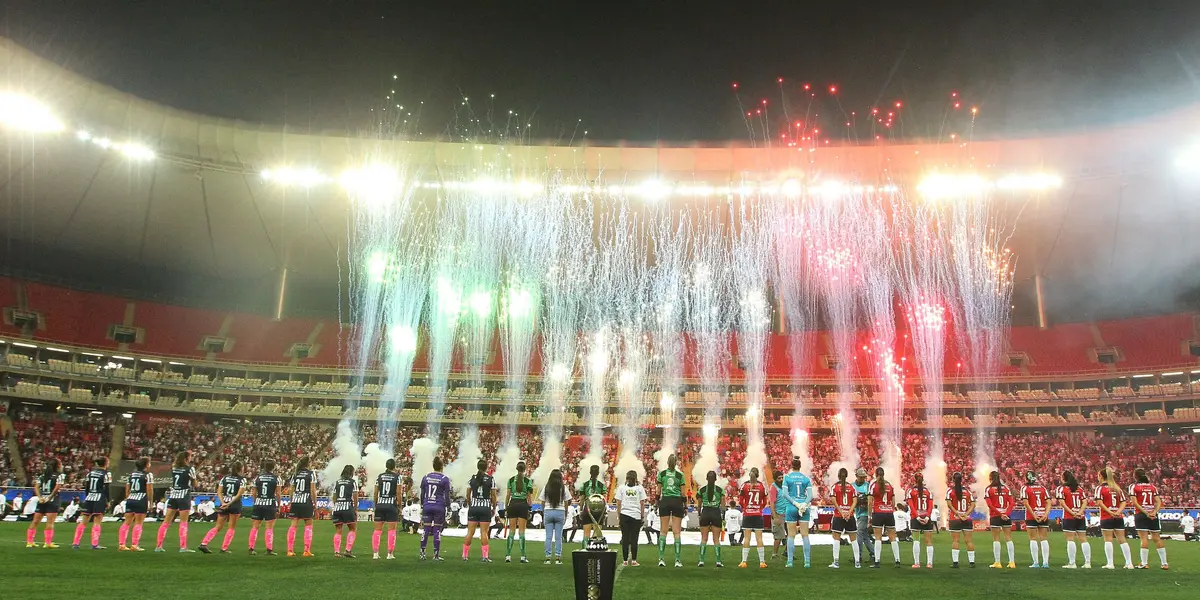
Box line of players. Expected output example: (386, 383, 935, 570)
(20, 450, 1171, 572)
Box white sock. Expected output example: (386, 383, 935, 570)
(850, 539, 860, 564)
(757, 546, 765, 563)
(967, 550, 975, 564)
(1140, 547, 1149, 565)
(993, 541, 1001, 563)
(874, 540, 882, 563)
(1040, 540, 1050, 565)
(926, 545, 933, 565)
(1066, 540, 1077, 565)
(1029, 540, 1039, 564)
(952, 548, 960, 563)
(1006, 541, 1015, 564)
(741, 547, 749, 562)
(1120, 543, 1132, 566)
(1157, 546, 1167, 566)
(913, 541, 921, 565)
(1081, 542, 1091, 565)
(1104, 541, 1114, 566)
(890, 540, 900, 562)
(832, 540, 841, 563)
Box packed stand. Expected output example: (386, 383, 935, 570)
(12, 408, 116, 487)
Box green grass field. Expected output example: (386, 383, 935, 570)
(3, 523, 1197, 599)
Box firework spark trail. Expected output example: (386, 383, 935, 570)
(730, 199, 774, 479)
(648, 211, 688, 469)
(424, 201, 467, 437)
(685, 210, 734, 478)
(770, 198, 816, 471)
(606, 203, 653, 484)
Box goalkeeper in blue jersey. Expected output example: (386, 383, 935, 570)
(781, 456, 815, 568)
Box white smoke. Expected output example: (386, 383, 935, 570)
(653, 446, 674, 474)
(493, 443, 523, 495)
(923, 454, 949, 524)
(739, 441, 768, 484)
(825, 459, 859, 491)
(576, 445, 609, 492)
(533, 436, 563, 491)
(320, 420, 362, 490)
(361, 442, 393, 495)
(881, 439, 902, 493)
(790, 428, 812, 480)
(409, 436, 439, 485)
(972, 453, 994, 513)
(445, 428, 483, 497)
(613, 448, 646, 489)
(692, 427, 727, 488)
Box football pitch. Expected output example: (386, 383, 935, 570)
(2, 523, 1197, 599)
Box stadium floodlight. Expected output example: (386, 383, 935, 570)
(633, 178, 672, 202)
(388, 325, 419, 353)
(0, 93, 65, 133)
(118, 142, 156, 161)
(779, 178, 803, 197)
(262, 166, 329, 187)
(809, 179, 846, 197)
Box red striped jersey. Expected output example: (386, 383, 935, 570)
(1093, 484, 1126, 514)
(830, 482, 856, 511)
(945, 487, 975, 516)
(740, 481, 767, 517)
(869, 480, 895, 514)
(983, 484, 1014, 518)
(1128, 483, 1159, 514)
(1055, 485, 1087, 515)
(1020, 484, 1051, 518)
(906, 487, 934, 518)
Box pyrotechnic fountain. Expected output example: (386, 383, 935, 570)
(730, 200, 773, 479)
(686, 211, 734, 480)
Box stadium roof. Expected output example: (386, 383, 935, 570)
(2, 36, 1199, 320)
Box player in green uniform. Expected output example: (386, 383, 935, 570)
(505, 460, 535, 563)
(579, 464, 607, 546)
(657, 454, 687, 567)
(697, 470, 726, 567)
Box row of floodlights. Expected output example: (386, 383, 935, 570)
(0, 93, 156, 161)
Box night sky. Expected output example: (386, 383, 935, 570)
(4, 1, 1200, 142)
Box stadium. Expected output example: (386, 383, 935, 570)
(2, 25, 1200, 600)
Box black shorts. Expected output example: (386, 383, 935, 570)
(911, 517, 935, 531)
(82, 500, 107, 515)
(658, 496, 686, 518)
(830, 516, 856, 535)
(125, 500, 148, 515)
(948, 519, 973, 532)
(742, 515, 765, 531)
(990, 515, 1013, 528)
(1061, 517, 1086, 533)
(1135, 513, 1160, 532)
(871, 513, 896, 528)
(1100, 517, 1124, 531)
(1025, 517, 1049, 529)
(374, 505, 398, 523)
(251, 506, 277, 521)
(218, 502, 242, 517)
(699, 507, 722, 528)
(506, 500, 530, 521)
(332, 509, 357, 525)
(290, 503, 314, 520)
(166, 497, 191, 512)
(467, 506, 492, 523)
(36, 501, 60, 515)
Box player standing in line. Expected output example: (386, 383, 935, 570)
(156, 451, 197, 553)
(768, 472, 786, 561)
(198, 463, 246, 554)
(983, 471, 1016, 569)
(906, 472, 935, 569)
(1129, 468, 1168, 570)
(331, 464, 358, 558)
(579, 464, 606, 547)
(372, 458, 402, 560)
(247, 459, 280, 556)
(463, 458, 497, 562)
(286, 456, 317, 557)
(27, 458, 64, 548)
(868, 466, 901, 568)
(420, 456, 452, 561)
(737, 467, 768, 569)
(696, 470, 725, 567)
(1095, 467, 1133, 569)
(656, 454, 687, 568)
(1057, 470, 1091, 568)
(118, 457, 152, 551)
(504, 460, 534, 563)
(72, 456, 112, 550)
(1020, 471, 1052, 568)
(827, 467, 861, 569)
(945, 471, 976, 568)
(781, 456, 814, 568)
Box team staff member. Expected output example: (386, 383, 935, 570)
(769, 472, 786, 561)
(656, 454, 687, 568)
(852, 468, 875, 564)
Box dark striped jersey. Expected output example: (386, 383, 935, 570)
(469, 473, 496, 508)
(84, 468, 113, 503)
(333, 478, 357, 512)
(168, 466, 198, 500)
(290, 469, 316, 505)
(253, 473, 279, 507)
(127, 471, 153, 501)
(376, 472, 401, 506)
(218, 475, 246, 505)
(38, 473, 65, 503)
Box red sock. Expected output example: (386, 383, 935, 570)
(388, 530, 396, 553)
(73, 521, 86, 546)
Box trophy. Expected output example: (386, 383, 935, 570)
(584, 494, 609, 551)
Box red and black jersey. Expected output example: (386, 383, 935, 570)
(906, 487, 934, 518)
(983, 484, 1014, 518)
(1093, 484, 1126, 515)
(945, 487, 975, 516)
(1128, 483, 1159, 515)
(830, 482, 856, 511)
(869, 480, 895, 514)
(1055, 485, 1087, 516)
(1020, 484, 1051, 518)
(740, 481, 767, 517)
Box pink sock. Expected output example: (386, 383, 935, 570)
(388, 530, 396, 553)
(463, 543, 470, 558)
(372, 530, 381, 553)
(202, 527, 219, 546)
(248, 528, 259, 550)
(132, 524, 143, 547)
(178, 522, 189, 549)
(482, 544, 489, 559)
(334, 533, 342, 554)
(74, 521, 86, 546)
(346, 531, 356, 551)
(222, 529, 235, 551)
(26, 528, 35, 544)
(287, 525, 297, 553)
(156, 523, 168, 548)
(265, 529, 274, 551)
(304, 525, 313, 553)
(119, 524, 129, 546)
(91, 524, 102, 547)
(46, 529, 56, 545)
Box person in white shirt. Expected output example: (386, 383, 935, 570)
(458, 505, 469, 528)
(724, 502, 743, 546)
(0, 489, 7, 519)
(63, 499, 81, 523)
(450, 499, 462, 527)
(564, 502, 580, 542)
(930, 506, 941, 533)
(22, 495, 37, 520)
(1180, 513, 1196, 541)
(894, 506, 912, 542)
(615, 470, 647, 566)
(112, 500, 126, 519)
(12, 493, 23, 517)
(531, 511, 543, 528)
(156, 500, 166, 519)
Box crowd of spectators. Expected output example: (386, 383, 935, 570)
(12, 408, 115, 487)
